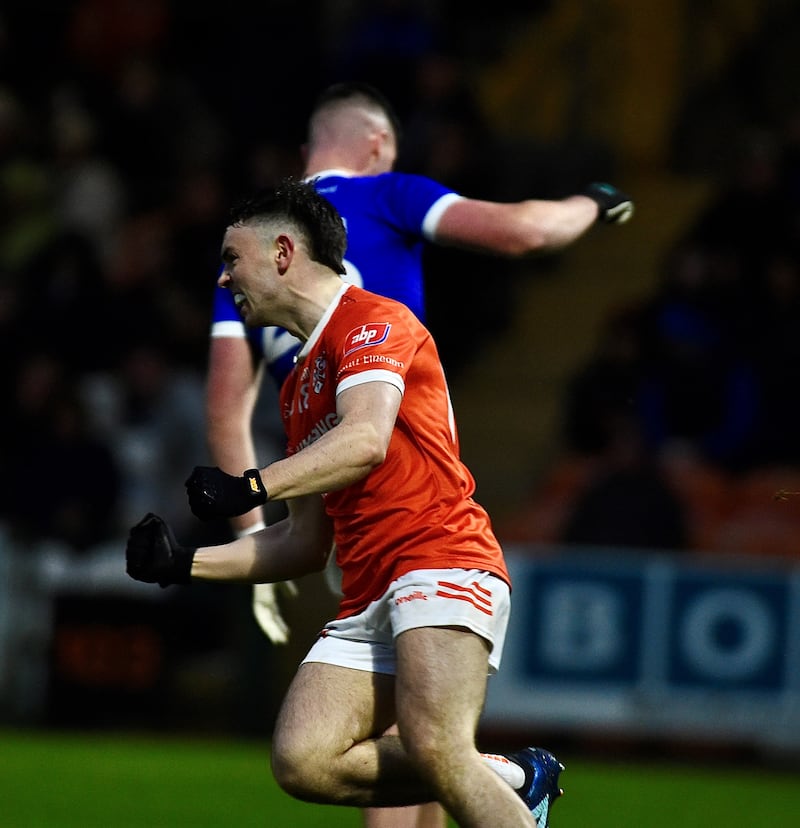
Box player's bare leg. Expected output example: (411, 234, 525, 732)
(363, 724, 448, 828)
(272, 664, 434, 806)
(270, 629, 535, 826)
(394, 626, 536, 827)
(363, 800, 446, 828)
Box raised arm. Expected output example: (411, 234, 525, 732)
(434, 183, 633, 256)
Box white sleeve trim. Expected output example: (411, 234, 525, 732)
(211, 320, 246, 338)
(422, 193, 464, 240)
(337, 369, 405, 397)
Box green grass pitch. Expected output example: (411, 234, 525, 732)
(1, 728, 798, 827)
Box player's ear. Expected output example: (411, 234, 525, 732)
(275, 233, 295, 274)
(368, 129, 386, 158)
(368, 128, 395, 172)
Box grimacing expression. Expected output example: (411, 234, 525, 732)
(219, 224, 279, 326)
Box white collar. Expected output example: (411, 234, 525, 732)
(294, 283, 352, 363)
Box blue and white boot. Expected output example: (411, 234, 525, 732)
(505, 747, 564, 827)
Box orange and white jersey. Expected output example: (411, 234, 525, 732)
(280, 284, 509, 618)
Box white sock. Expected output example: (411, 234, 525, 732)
(480, 752, 526, 789)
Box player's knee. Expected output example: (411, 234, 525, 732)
(271, 737, 330, 800)
(271, 750, 309, 798)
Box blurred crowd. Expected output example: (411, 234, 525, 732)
(0, 0, 562, 725)
(500, 121, 800, 560)
(0, 1, 549, 559)
(2, 0, 800, 567)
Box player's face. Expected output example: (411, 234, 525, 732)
(219, 225, 278, 326)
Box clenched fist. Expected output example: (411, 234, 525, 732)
(126, 513, 194, 587)
(582, 182, 635, 225)
(185, 466, 268, 520)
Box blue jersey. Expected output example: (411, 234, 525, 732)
(210, 169, 461, 384)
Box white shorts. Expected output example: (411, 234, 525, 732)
(302, 568, 511, 675)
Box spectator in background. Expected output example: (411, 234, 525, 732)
(634, 241, 761, 472)
(1, 354, 121, 552)
(500, 304, 690, 551)
(90, 207, 209, 373)
(100, 52, 225, 213)
(562, 305, 645, 456)
(82, 341, 209, 543)
(687, 128, 788, 285)
(20, 230, 108, 374)
(560, 414, 689, 551)
(747, 248, 800, 466)
(0, 144, 56, 278)
(168, 167, 229, 298)
(48, 93, 126, 267)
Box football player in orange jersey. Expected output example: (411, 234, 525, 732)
(127, 179, 565, 827)
(205, 82, 631, 828)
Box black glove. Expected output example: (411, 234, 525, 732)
(582, 182, 634, 225)
(185, 466, 268, 520)
(126, 513, 195, 588)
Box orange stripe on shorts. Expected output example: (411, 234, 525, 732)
(435, 589, 494, 616)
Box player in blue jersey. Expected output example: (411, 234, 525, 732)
(205, 82, 632, 828)
(208, 82, 632, 535)
(209, 168, 457, 387)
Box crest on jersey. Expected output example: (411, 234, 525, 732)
(312, 356, 327, 393)
(343, 323, 391, 356)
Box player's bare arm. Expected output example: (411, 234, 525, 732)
(206, 335, 262, 467)
(185, 379, 403, 521)
(125, 493, 333, 587)
(434, 182, 633, 256)
(206, 334, 266, 533)
(192, 492, 333, 582)
(262, 379, 402, 500)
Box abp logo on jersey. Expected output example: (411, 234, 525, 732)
(344, 323, 391, 355)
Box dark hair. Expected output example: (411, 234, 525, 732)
(229, 178, 347, 275)
(310, 81, 402, 143)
